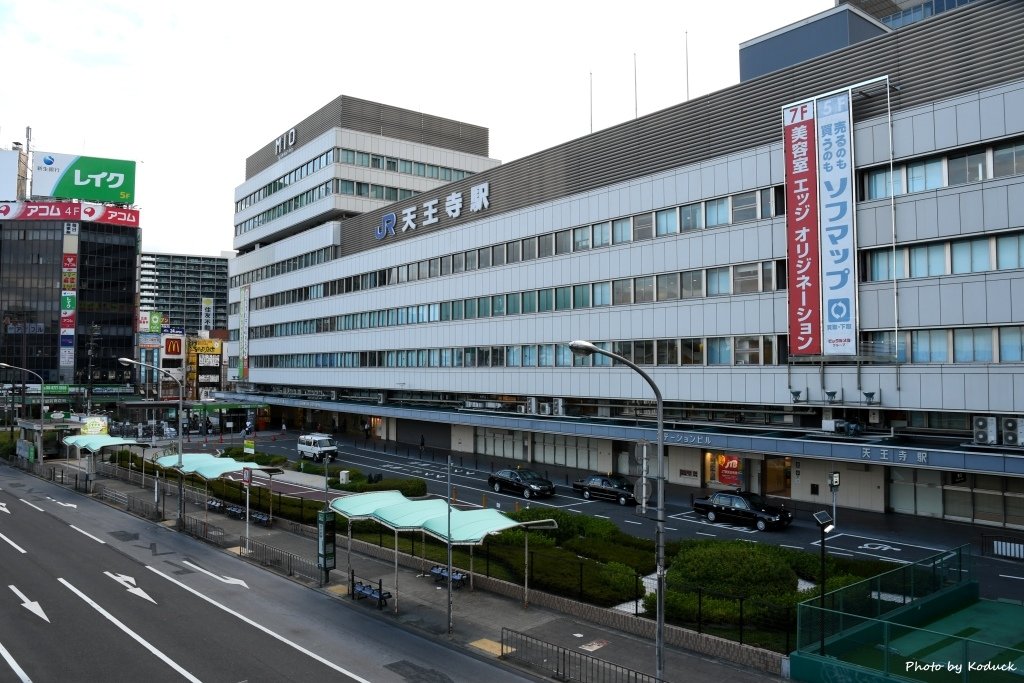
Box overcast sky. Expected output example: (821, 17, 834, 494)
(0, 0, 832, 256)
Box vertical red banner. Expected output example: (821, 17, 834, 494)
(783, 101, 822, 355)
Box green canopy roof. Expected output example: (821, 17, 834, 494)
(155, 452, 278, 480)
(63, 434, 140, 452)
(330, 491, 525, 546)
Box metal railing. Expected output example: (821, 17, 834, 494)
(94, 483, 162, 520)
(981, 534, 1024, 561)
(237, 536, 320, 583)
(501, 628, 665, 683)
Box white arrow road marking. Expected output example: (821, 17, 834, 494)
(0, 533, 27, 554)
(0, 502, 9, 514)
(45, 497, 76, 508)
(59, 578, 199, 683)
(181, 560, 249, 589)
(9, 585, 49, 622)
(103, 572, 156, 604)
(18, 500, 43, 512)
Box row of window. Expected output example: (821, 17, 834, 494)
(235, 177, 423, 237)
(230, 246, 340, 289)
(862, 136, 1024, 200)
(235, 146, 475, 214)
(229, 185, 786, 315)
(863, 231, 1024, 280)
(237, 324, 1024, 371)
(237, 259, 785, 335)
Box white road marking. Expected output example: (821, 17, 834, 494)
(665, 527, 677, 532)
(0, 639, 31, 683)
(624, 520, 641, 525)
(104, 572, 157, 604)
(59, 578, 200, 683)
(594, 515, 610, 519)
(181, 560, 249, 588)
(780, 544, 805, 550)
(0, 502, 8, 514)
(829, 550, 854, 557)
(0, 533, 27, 554)
(999, 574, 1024, 581)
(70, 526, 105, 544)
(8, 585, 48, 622)
(19, 500, 43, 512)
(696, 531, 716, 537)
(146, 566, 373, 682)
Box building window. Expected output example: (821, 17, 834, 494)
(680, 202, 703, 231)
(478, 247, 491, 269)
(555, 286, 572, 310)
(906, 157, 942, 193)
(911, 329, 948, 362)
(657, 273, 679, 301)
(954, 328, 993, 362)
(633, 213, 654, 241)
(655, 208, 678, 236)
(705, 198, 729, 228)
(731, 191, 757, 223)
(999, 326, 1024, 361)
(681, 338, 703, 365)
(477, 296, 491, 317)
(555, 229, 573, 255)
(593, 281, 611, 306)
(993, 140, 1024, 178)
(634, 340, 654, 365)
(506, 292, 521, 315)
(538, 233, 554, 258)
(573, 284, 591, 308)
(657, 339, 678, 365)
(538, 289, 554, 312)
(538, 344, 555, 367)
(506, 240, 522, 263)
(523, 237, 538, 260)
(909, 244, 946, 277)
(707, 267, 731, 296)
(947, 149, 986, 186)
(734, 336, 761, 365)
(492, 244, 506, 266)
(951, 238, 990, 274)
(997, 234, 1024, 269)
(708, 337, 732, 365)
(573, 226, 591, 251)
(465, 249, 478, 271)
(612, 279, 633, 305)
(681, 269, 703, 299)
(592, 221, 611, 247)
(522, 290, 538, 313)
(733, 263, 760, 294)
(612, 218, 632, 244)
(613, 341, 633, 363)
(452, 252, 465, 273)
(866, 249, 905, 281)
(633, 276, 655, 303)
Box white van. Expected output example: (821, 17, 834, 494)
(297, 433, 337, 463)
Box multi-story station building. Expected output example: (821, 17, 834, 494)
(226, 0, 1024, 528)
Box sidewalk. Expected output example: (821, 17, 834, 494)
(50, 457, 783, 683)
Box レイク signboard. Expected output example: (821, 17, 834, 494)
(782, 100, 822, 355)
(31, 151, 136, 204)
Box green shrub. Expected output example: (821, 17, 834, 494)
(668, 540, 798, 598)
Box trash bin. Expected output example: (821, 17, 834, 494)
(338, 470, 350, 484)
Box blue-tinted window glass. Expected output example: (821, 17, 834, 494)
(1000, 326, 1024, 361)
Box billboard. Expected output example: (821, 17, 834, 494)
(31, 152, 136, 204)
(0, 200, 139, 227)
(200, 297, 214, 330)
(782, 87, 859, 357)
(0, 150, 20, 201)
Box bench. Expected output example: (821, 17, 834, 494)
(226, 505, 246, 520)
(206, 499, 225, 513)
(251, 512, 271, 526)
(352, 581, 391, 609)
(429, 565, 466, 589)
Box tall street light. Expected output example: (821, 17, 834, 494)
(568, 339, 666, 679)
(0, 362, 46, 465)
(814, 510, 835, 655)
(119, 357, 184, 528)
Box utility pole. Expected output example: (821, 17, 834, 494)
(86, 323, 100, 415)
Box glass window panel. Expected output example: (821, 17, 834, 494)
(522, 237, 538, 260)
(655, 208, 678, 236)
(538, 344, 554, 366)
(506, 345, 522, 366)
(612, 279, 632, 305)
(657, 339, 678, 365)
(592, 222, 611, 247)
(451, 299, 464, 320)
(478, 247, 491, 269)
(993, 142, 1022, 178)
(731, 191, 757, 223)
(634, 276, 655, 302)
(909, 244, 946, 277)
(492, 295, 505, 316)
(657, 273, 679, 300)
(522, 290, 537, 313)
(593, 281, 611, 306)
(906, 158, 942, 192)
(735, 336, 761, 365)
(954, 328, 993, 362)
(478, 296, 491, 317)
(556, 345, 573, 367)
(464, 298, 478, 318)
(464, 249, 478, 271)
(864, 167, 904, 199)
(555, 286, 572, 310)
(999, 326, 1024, 362)
(452, 252, 465, 273)
(522, 345, 537, 366)
(612, 218, 632, 244)
(706, 198, 729, 227)
(506, 240, 522, 263)
(707, 266, 731, 296)
(573, 284, 591, 308)
(947, 149, 986, 185)
(613, 341, 633, 363)
(633, 213, 653, 241)
(733, 263, 760, 293)
(681, 338, 704, 365)
(996, 234, 1024, 270)
(538, 289, 554, 312)
(680, 203, 703, 231)
(573, 226, 591, 251)
(492, 244, 505, 266)
(506, 292, 521, 315)
(866, 249, 906, 281)
(634, 340, 654, 365)
(681, 270, 704, 298)
(911, 329, 948, 362)
(951, 238, 990, 274)
(441, 255, 452, 275)
(538, 233, 554, 257)
(555, 230, 572, 254)
(708, 337, 732, 365)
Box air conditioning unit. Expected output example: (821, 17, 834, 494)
(553, 398, 566, 416)
(526, 397, 538, 414)
(516, 405, 526, 414)
(538, 402, 552, 415)
(974, 416, 997, 445)
(1002, 417, 1023, 446)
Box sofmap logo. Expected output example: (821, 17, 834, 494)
(43, 155, 55, 166)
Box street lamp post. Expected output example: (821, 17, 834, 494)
(0, 363, 46, 465)
(119, 357, 184, 528)
(568, 339, 665, 680)
(814, 510, 835, 656)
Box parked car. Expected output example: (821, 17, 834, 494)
(692, 490, 793, 531)
(297, 433, 337, 463)
(487, 468, 555, 499)
(572, 473, 637, 505)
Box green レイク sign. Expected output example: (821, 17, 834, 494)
(32, 151, 137, 204)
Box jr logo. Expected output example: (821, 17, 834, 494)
(375, 212, 397, 240)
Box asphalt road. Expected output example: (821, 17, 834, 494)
(0, 468, 539, 683)
(253, 434, 1024, 601)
